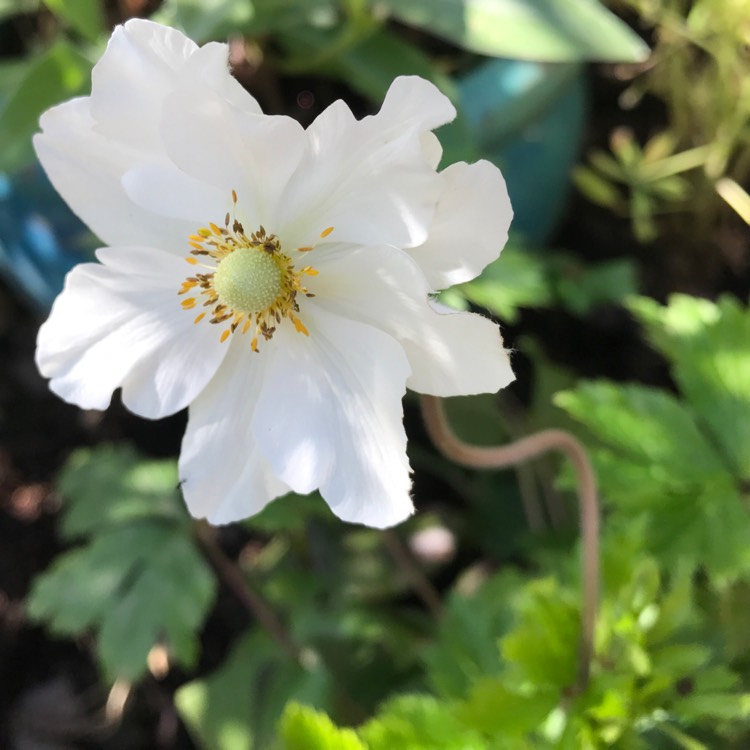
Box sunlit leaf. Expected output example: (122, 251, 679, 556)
(631, 294, 750, 480)
(377, 0, 650, 62)
(281, 703, 366, 750)
(360, 694, 486, 749)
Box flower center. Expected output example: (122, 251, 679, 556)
(178, 192, 327, 352)
(213, 248, 282, 314)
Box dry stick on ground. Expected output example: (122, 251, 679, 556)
(195, 521, 302, 663)
(420, 395, 600, 695)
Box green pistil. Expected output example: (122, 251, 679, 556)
(213, 248, 282, 314)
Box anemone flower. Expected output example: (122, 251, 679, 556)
(35, 19, 514, 528)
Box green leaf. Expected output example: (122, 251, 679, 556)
(554, 382, 725, 482)
(0, 39, 92, 172)
(631, 294, 750, 480)
(360, 694, 487, 750)
(59, 445, 185, 537)
(42, 0, 105, 43)
(572, 165, 624, 209)
(280, 703, 366, 750)
(501, 578, 580, 690)
(377, 0, 649, 62)
(29, 520, 216, 681)
(458, 243, 553, 323)
(424, 571, 522, 699)
(96, 528, 215, 680)
(28, 445, 216, 681)
(552, 258, 638, 316)
(178, 632, 331, 750)
(457, 678, 558, 736)
(556, 381, 750, 577)
(27, 536, 134, 633)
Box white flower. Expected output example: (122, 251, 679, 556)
(34, 19, 514, 528)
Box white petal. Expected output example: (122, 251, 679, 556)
(309, 244, 514, 396)
(277, 76, 456, 250)
(252, 308, 413, 528)
(421, 131, 443, 169)
(34, 99, 197, 249)
(122, 164, 229, 223)
(89, 20, 261, 150)
(158, 86, 305, 228)
(371, 75, 457, 135)
(179, 339, 289, 524)
(90, 19, 198, 150)
(408, 160, 513, 289)
(36, 246, 227, 417)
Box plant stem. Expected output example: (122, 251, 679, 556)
(194, 521, 301, 663)
(420, 395, 600, 694)
(380, 529, 443, 617)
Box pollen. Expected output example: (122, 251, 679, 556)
(178, 192, 321, 352)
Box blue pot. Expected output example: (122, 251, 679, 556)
(457, 59, 587, 246)
(0, 164, 95, 311)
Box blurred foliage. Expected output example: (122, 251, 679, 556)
(26, 446, 216, 681)
(444, 240, 638, 322)
(575, 0, 750, 243)
(26, 297, 750, 748)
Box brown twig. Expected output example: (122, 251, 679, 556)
(380, 529, 443, 617)
(420, 395, 600, 694)
(194, 521, 301, 663)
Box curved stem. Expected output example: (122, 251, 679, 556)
(420, 395, 599, 694)
(195, 521, 302, 663)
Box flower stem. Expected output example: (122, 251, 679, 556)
(194, 521, 301, 663)
(380, 529, 443, 617)
(420, 395, 600, 694)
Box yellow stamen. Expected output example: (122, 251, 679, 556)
(180, 191, 319, 351)
(292, 316, 309, 336)
(320, 226, 334, 238)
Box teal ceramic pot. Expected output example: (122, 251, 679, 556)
(457, 59, 587, 246)
(0, 165, 95, 311)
